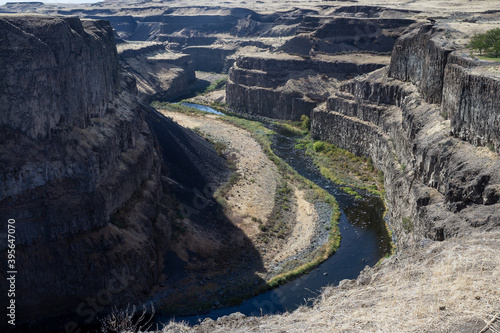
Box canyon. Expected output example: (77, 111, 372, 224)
(0, 1, 499, 332)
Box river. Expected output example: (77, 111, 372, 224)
(158, 104, 392, 325)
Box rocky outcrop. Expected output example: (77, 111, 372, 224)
(442, 61, 500, 151)
(155, 7, 314, 40)
(160, 14, 240, 35)
(0, 5, 320, 78)
(118, 42, 195, 101)
(183, 45, 238, 72)
(224, 15, 419, 120)
(117, 41, 165, 58)
(387, 24, 500, 151)
(331, 5, 421, 18)
(311, 25, 500, 248)
(0, 16, 119, 140)
(280, 16, 418, 56)
(227, 53, 389, 120)
(387, 24, 453, 104)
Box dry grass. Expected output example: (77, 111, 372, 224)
(158, 231, 500, 333)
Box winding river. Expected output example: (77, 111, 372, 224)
(160, 104, 392, 325)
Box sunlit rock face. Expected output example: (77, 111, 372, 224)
(311, 24, 500, 248)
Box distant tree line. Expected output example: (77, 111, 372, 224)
(468, 28, 500, 58)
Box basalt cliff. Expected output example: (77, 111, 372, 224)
(0, 15, 232, 331)
(225, 21, 500, 248)
(117, 42, 196, 101)
(226, 16, 418, 120)
(310, 24, 500, 247)
(0, 16, 161, 330)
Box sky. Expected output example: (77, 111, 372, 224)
(0, 0, 103, 4)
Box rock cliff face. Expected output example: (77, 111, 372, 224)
(387, 24, 453, 104)
(118, 42, 196, 101)
(226, 53, 389, 120)
(0, 15, 233, 331)
(0, 16, 163, 330)
(387, 24, 500, 151)
(311, 24, 500, 247)
(0, 4, 319, 74)
(183, 45, 238, 73)
(442, 60, 500, 151)
(225, 16, 418, 119)
(0, 16, 119, 140)
(280, 17, 418, 56)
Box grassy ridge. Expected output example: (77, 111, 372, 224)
(477, 56, 500, 61)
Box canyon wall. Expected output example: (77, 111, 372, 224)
(0, 16, 119, 140)
(118, 42, 196, 101)
(280, 17, 417, 56)
(226, 54, 389, 120)
(0, 16, 164, 330)
(311, 24, 500, 247)
(182, 45, 238, 73)
(387, 24, 500, 151)
(0, 5, 320, 75)
(442, 60, 500, 151)
(0, 16, 234, 331)
(225, 17, 418, 119)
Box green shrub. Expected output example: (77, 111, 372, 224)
(468, 28, 500, 58)
(367, 157, 374, 172)
(341, 186, 362, 200)
(313, 141, 326, 152)
(300, 115, 311, 130)
(214, 141, 227, 156)
(203, 77, 228, 93)
(402, 217, 413, 233)
(377, 170, 384, 183)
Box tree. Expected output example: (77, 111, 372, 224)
(468, 33, 489, 55)
(300, 114, 311, 131)
(468, 28, 500, 58)
(494, 40, 500, 58)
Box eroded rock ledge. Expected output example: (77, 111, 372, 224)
(226, 53, 389, 120)
(311, 24, 500, 247)
(225, 16, 418, 120)
(224, 21, 500, 248)
(117, 41, 196, 101)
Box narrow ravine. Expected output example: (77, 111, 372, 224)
(157, 104, 392, 325)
